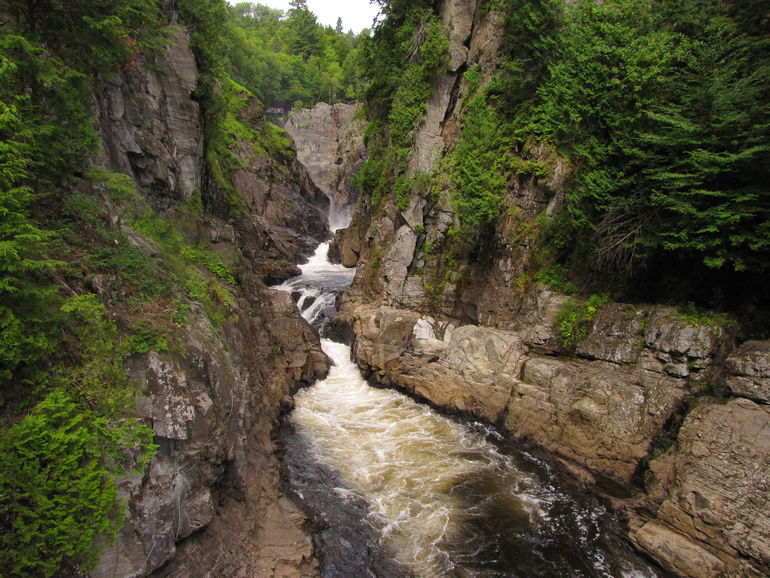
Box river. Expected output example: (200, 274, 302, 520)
(276, 240, 659, 577)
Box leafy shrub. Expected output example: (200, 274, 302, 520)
(556, 293, 609, 350)
(0, 391, 156, 577)
(535, 264, 578, 296)
(180, 246, 237, 285)
(88, 232, 171, 298)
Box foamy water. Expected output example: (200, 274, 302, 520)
(278, 233, 657, 577)
(292, 340, 546, 574)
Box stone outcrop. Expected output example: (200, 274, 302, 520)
(285, 102, 366, 231)
(93, 25, 202, 202)
(345, 295, 768, 576)
(227, 123, 330, 283)
(354, 305, 526, 423)
(87, 9, 331, 577)
(94, 296, 327, 577)
(93, 37, 329, 284)
(636, 398, 770, 576)
(724, 341, 770, 403)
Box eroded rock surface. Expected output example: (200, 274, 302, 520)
(344, 297, 768, 576)
(637, 398, 770, 576)
(88, 10, 331, 577)
(724, 340, 770, 403)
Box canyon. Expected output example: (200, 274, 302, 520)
(68, 2, 769, 577)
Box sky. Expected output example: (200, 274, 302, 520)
(230, 1, 382, 33)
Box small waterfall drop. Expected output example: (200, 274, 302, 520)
(277, 221, 658, 577)
(275, 242, 354, 333)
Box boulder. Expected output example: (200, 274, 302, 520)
(724, 340, 770, 403)
(353, 305, 525, 423)
(643, 398, 770, 575)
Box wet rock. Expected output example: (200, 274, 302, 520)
(300, 294, 317, 312)
(281, 425, 406, 578)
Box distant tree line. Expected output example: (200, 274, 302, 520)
(224, 1, 370, 109)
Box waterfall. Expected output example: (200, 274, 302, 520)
(276, 238, 658, 577)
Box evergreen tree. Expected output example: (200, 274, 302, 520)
(287, 0, 323, 60)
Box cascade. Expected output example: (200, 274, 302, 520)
(275, 212, 659, 577)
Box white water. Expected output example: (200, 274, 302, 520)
(328, 200, 354, 233)
(293, 340, 548, 575)
(278, 233, 657, 577)
(275, 242, 355, 329)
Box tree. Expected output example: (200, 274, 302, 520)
(0, 391, 156, 576)
(287, 0, 322, 60)
(336, 17, 344, 34)
(223, 1, 365, 108)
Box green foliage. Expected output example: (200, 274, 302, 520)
(57, 295, 136, 416)
(386, 14, 449, 150)
(492, 0, 561, 124)
(355, 5, 448, 208)
(0, 390, 156, 577)
(177, 0, 229, 75)
(675, 302, 731, 329)
(471, 0, 770, 323)
(181, 246, 237, 285)
(0, 0, 169, 389)
(535, 264, 578, 296)
(131, 211, 236, 326)
(128, 321, 169, 355)
(85, 168, 140, 204)
(223, 2, 368, 108)
(393, 170, 431, 210)
(88, 232, 171, 298)
(3, 0, 168, 71)
(556, 293, 609, 350)
(448, 86, 510, 227)
(504, 0, 770, 277)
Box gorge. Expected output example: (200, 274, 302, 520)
(0, 1, 768, 577)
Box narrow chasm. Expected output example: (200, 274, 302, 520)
(274, 208, 660, 577)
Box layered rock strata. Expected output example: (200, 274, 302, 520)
(87, 9, 330, 576)
(332, 0, 770, 575)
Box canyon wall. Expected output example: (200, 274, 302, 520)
(333, 1, 770, 576)
(285, 103, 365, 214)
(86, 11, 329, 577)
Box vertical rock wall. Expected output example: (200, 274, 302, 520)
(332, 0, 770, 576)
(285, 102, 366, 231)
(87, 10, 331, 577)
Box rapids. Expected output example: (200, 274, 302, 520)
(277, 239, 659, 577)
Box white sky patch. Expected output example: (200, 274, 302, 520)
(227, 0, 382, 33)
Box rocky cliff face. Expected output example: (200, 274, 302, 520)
(285, 102, 366, 233)
(285, 103, 365, 210)
(333, 1, 770, 576)
(86, 11, 330, 577)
